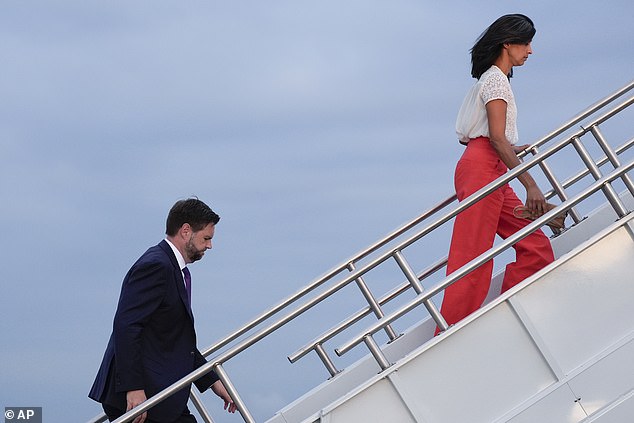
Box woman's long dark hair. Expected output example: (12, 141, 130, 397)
(470, 14, 536, 79)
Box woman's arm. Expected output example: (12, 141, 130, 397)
(486, 99, 546, 216)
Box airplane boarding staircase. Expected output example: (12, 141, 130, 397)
(88, 80, 634, 423)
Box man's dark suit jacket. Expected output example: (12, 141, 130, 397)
(89, 240, 219, 422)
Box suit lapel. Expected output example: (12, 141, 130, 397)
(158, 240, 195, 322)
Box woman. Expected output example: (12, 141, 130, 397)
(438, 14, 554, 332)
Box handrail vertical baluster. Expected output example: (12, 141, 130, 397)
(314, 343, 340, 378)
(189, 390, 215, 423)
(214, 364, 255, 423)
(571, 136, 629, 218)
(347, 262, 399, 341)
(590, 125, 634, 197)
(531, 146, 584, 225)
(362, 334, 391, 371)
(392, 250, 448, 331)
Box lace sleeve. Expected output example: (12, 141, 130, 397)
(480, 71, 513, 105)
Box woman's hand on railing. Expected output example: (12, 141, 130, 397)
(513, 143, 531, 154)
(513, 143, 534, 159)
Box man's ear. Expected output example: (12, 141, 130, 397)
(179, 223, 192, 239)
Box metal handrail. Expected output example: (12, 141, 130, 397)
(89, 79, 633, 423)
(529, 80, 633, 151)
(330, 100, 634, 360)
(191, 196, 457, 363)
(335, 156, 634, 358)
(289, 135, 634, 370)
(543, 136, 634, 199)
(287, 257, 447, 371)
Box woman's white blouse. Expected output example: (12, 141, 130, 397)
(455, 65, 518, 145)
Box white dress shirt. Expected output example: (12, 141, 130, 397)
(165, 238, 188, 286)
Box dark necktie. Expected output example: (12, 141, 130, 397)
(183, 267, 192, 307)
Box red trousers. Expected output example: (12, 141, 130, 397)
(438, 137, 554, 331)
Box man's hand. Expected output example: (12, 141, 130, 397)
(211, 380, 238, 413)
(126, 390, 147, 423)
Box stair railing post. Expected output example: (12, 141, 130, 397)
(572, 136, 629, 218)
(590, 124, 634, 197)
(347, 262, 399, 341)
(314, 343, 341, 378)
(213, 364, 255, 423)
(530, 146, 583, 225)
(189, 389, 215, 423)
(363, 334, 391, 371)
(392, 250, 448, 332)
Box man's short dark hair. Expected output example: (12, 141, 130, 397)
(165, 198, 220, 236)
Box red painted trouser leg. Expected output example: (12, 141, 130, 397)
(438, 137, 554, 332)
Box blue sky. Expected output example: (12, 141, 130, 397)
(1, 2, 632, 422)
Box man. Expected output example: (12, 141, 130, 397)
(89, 198, 237, 423)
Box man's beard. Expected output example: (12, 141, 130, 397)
(185, 238, 205, 263)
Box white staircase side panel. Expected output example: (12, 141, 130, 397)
(566, 337, 634, 417)
(581, 390, 634, 423)
(504, 384, 587, 423)
(265, 320, 437, 423)
(384, 302, 558, 423)
(323, 378, 417, 423)
(306, 217, 634, 423)
(313, 302, 559, 423)
(504, 338, 634, 422)
(510, 221, 634, 376)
